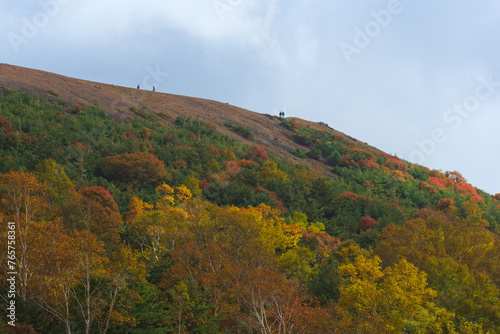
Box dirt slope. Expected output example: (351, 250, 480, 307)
(0, 63, 375, 175)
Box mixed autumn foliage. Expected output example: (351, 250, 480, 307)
(0, 88, 500, 333)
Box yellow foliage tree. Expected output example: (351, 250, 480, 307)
(336, 249, 453, 333)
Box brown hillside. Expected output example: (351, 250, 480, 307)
(0, 63, 375, 175)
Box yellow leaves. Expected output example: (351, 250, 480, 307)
(184, 175, 202, 197)
(281, 223, 303, 248)
(130, 207, 190, 263)
(155, 183, 192, 207)
(34, 158, 74, 204)
(171, 281, 194, 308)
(175, 185, 192, 203)
(127, 196, 153, 222)
(463, 197, 489, 228)
(156, 183, 174, 196)
(337, 248, 450, 333)
(380, 259, 437, 313)
(258, 160, 288, 183)
(339, 253, 383, 286)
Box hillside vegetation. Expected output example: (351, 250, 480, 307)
(1, 78, 500, 333)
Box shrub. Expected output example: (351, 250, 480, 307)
(437, 198, 455, 210)
(0, 116, 14, 135)
(125, 132, 138, 140)
(73, 142, 88, 151)
(244, 145, 270, 162)
(102, 152, 170, 185)
(447, 170, 467, 184)
(359, 216, 378, 232)
(224, 122, 253, 139)
(429, 177, 446, 188)
(78, 186, 119, 212)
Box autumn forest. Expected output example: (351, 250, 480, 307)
(1, 87, 500, 333)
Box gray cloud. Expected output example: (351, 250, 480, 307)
(2, 0, 499, 193)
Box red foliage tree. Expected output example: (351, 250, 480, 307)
(428, 177, 446, 188)
(141, 127, 151, 139)
(360, 216, 378, 232)
(244, 145, 270, 162)
(339, 155, 357, 167)
(447, 170, 467, 184)
(73, 142, 88, 151)
(493, 193, 500, 201)
(238, 159, 259, 169)
(208, 145, 220, 157)
(139, 141, 155, 153)
(301, 230, 341, 258)
(102, 152, 170, 185)
(454, 182, 479, 198)
(412, 208, 436, 220)
(78, 186, 119, 213)
(384, 157, 408, 172)
(418, 181, 438, 194)
(164, 132, 174, 142)
(437, 198, 455, 210)
(0, 116, 14, 135)
(359, 159, 380, 169)
(125, 132, 138, 140)
(339, 191, 360, 202)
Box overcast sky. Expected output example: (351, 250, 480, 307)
(1, 0, 499, 194)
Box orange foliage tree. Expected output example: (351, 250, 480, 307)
(0, 171, 47, 300)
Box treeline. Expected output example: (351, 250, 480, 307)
(0, 89, 499, 333)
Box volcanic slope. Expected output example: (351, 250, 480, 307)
(0, 63, 379, 173)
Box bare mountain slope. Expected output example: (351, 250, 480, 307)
(0, 64, 376, 173)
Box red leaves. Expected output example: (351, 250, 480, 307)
(384, 157, 408, 172)
(78, 186, 119, 213)
(102, 152, 170, 185)
(418, 181, 437, 194)
(139, 141, 155, 153)
(359, 159, 380, 169)
(338, 192, 371, 207)
(428, 176, 446, 188)
(163, 132, 174, 142)
(125, 132, 138, 140)
(208, 145, 220, 157)
(253, 186, 287, 211)
(141, 127, 151, 139)
(339, 191, 360, 202)
(73, 142, 88, 151)
(244, 145, 270, 162)
(437, 198, 455, 210)
(447, 170, 467, 184)
(455, 182, 480, 199)
(0, 116, 14, 135)
(238, 159, 259, 169)
(360, 216, 378, 232)
(340, 146, 379, 169)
